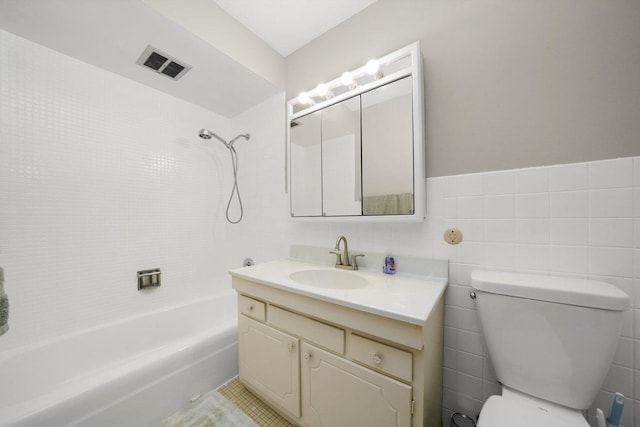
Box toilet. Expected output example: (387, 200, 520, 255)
(471, 270, 630, 427)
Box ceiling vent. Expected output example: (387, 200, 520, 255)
(136, 45, 191, 81)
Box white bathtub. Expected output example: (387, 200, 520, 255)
(0, 293, 238, 427)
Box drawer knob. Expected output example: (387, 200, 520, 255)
(304, 352, 312, 361)
(372, 353, 383, 364)
(248, 305, 254, 311)
(287, 342, 294, 351)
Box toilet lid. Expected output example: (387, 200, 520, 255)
(477, 396, 589, 427)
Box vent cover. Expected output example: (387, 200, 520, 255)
(136, 45, 191, 81)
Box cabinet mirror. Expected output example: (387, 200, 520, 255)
(361, 77, 413, 215)
(287, 42, 424, 221)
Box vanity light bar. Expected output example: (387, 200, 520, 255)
(296, 58, 385, 105)
(297, 59, 386, 105)
(289, 42, 420, 118)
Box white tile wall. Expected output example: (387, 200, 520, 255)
(549, 162, 588, 191)
(428, 159, 640, 427)
(0, 30, 233, 350)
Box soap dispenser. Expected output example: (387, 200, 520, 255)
(383, 256, 396, 274)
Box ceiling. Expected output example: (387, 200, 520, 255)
(0, 0, 378, 117)
(212, 0, 379, 56)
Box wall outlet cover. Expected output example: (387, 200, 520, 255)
(444, 228, 463, 245)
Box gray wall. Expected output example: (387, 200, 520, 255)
(285, 0, 640, 177)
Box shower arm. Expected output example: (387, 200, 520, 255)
(228, 134, 250, 147)
(211, 133, 230, 148)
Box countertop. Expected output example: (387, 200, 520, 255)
(229, 258, 448, 326)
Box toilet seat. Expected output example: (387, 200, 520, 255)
(477, 395, 589, 427)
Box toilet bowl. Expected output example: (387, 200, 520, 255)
(471, 271, 629, 427)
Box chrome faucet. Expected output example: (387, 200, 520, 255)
(329, 236, 364, 270)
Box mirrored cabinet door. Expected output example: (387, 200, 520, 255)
(287, 42, 424, 220)
(289, 77, 416, 218)
(290, 111, 322, 217)
(361, 76, 414, 215)
(321, 97, 362, 216)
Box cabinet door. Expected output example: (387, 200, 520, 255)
(290, 110, 322, 217)
(321, 96, 362, 216)
(361, 76, 415, 216)
(238, 315, 300, 417)
(301, 342, 412, 427)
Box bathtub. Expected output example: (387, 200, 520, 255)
(0, 293, 238, 427)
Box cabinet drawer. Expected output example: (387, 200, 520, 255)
(349, 334, 412, 382)
(269, 306, 345, 354)
(239, 295, 266, 322)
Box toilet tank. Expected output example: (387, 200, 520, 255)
(471, 271, 629, 410)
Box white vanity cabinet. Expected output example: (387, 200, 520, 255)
(232, 275, 444, 427)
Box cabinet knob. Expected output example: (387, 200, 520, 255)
(372, 353, 383, 364)
(248, 305, 254, 311)
(287, 342, 294, 351)
(303, 352, 312, 361)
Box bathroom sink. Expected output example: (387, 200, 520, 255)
(289, 269, 368, 290)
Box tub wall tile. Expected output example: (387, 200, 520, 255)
(0, 30, 236, 351)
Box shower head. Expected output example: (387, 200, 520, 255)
(198, 129, 213, 139)
(198, 128, 230, 147)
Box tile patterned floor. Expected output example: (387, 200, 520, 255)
(217, 377, 296, 427)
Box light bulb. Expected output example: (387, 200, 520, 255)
(315, 83, 328, 97)
(366, 59, 383, 80)
(340, 72, 357, 90)
(298, 91, 312, 105)
(365, 59, 380, 75)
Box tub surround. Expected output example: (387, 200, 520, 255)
(0, 29, 233, 352)
(230, 246, 447, 426)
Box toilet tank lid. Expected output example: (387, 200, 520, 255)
(471, 270, 629, 311)
(478, 395, 589, 427)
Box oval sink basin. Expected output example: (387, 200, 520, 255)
(289, 269, 368, 290)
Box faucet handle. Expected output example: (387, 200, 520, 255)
(329, 250, 343, 265)
(350, 253, 365, 270)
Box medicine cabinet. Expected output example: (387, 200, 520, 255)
(287, 42, 425, 221)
